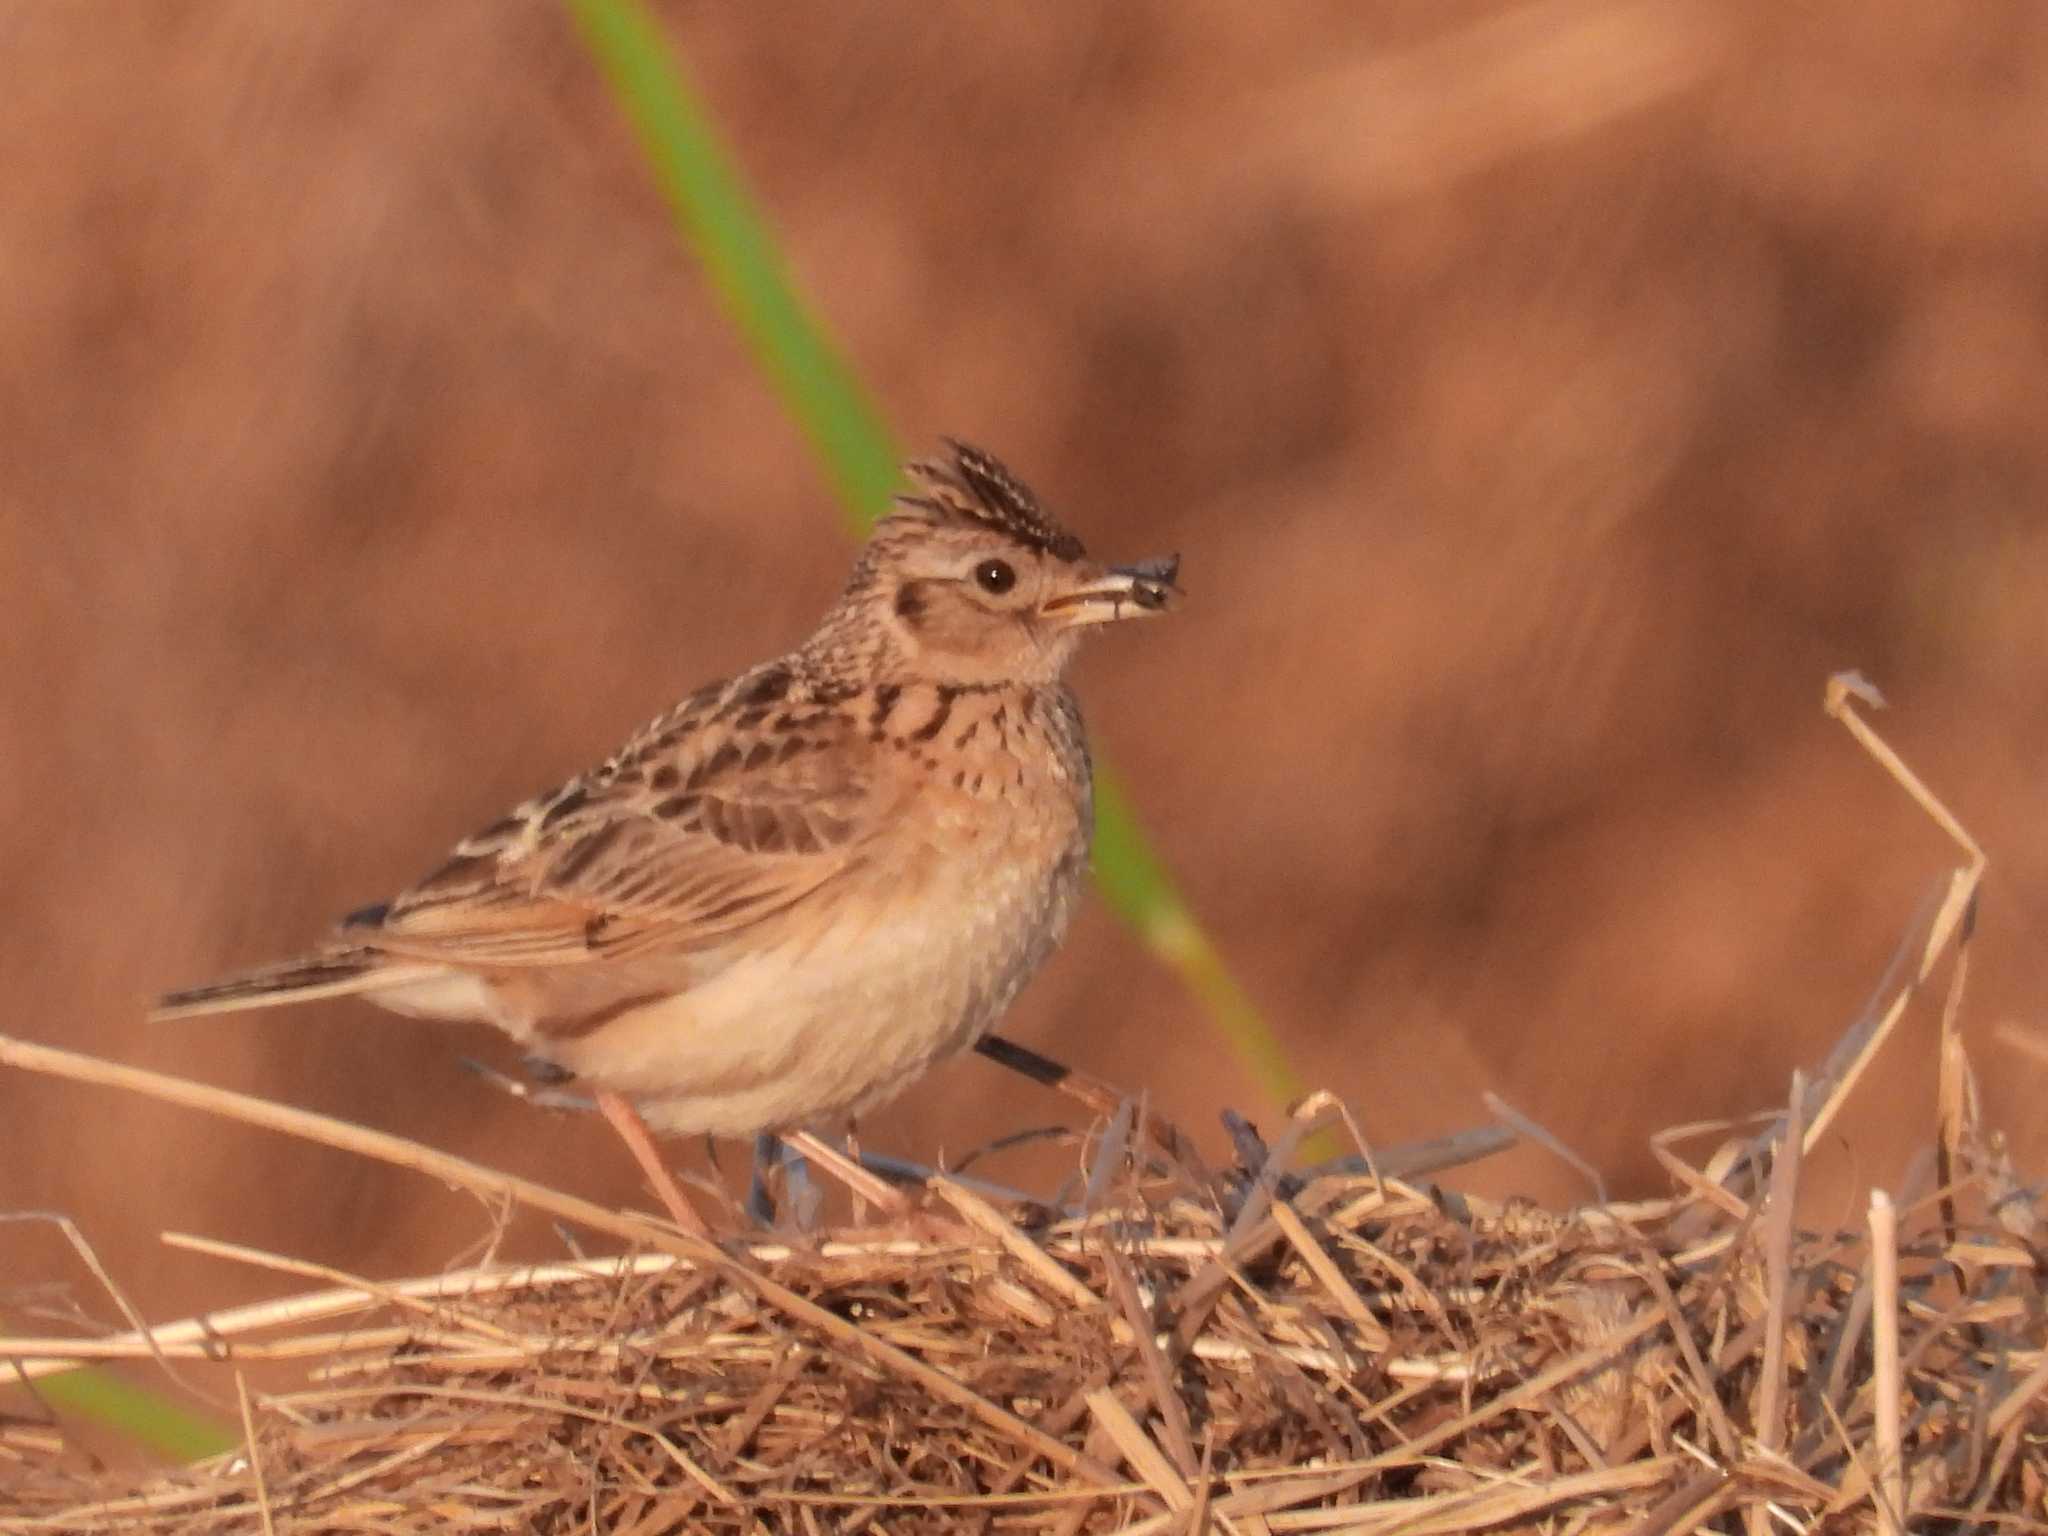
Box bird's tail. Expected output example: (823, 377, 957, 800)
(151, 948, 427, 1021)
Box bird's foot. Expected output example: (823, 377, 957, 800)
(457, 1056, 594, 1114)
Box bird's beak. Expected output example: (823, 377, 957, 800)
(1039, 554, 1183, 628)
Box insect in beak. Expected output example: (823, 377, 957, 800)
(1040, 554, 1183, 626)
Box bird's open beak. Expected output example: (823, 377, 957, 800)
(1039, 554, 1183, 627)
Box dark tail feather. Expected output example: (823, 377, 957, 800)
(152, 949, 414, 1021)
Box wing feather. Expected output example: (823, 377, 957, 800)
(345, 676, 884, 969)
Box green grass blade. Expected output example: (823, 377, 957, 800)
(36, 1366, 237, 1463)
(1091, 771, 1306, 1108)
(562, 0, 901, 525)
(564, 0, 1308, 1112)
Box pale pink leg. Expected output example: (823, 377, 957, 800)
(596, 1089, 711, 1237)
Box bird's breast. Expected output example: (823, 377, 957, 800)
(544, 686, 1095, 1135)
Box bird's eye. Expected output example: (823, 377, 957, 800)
(974, 559, 1017, 595)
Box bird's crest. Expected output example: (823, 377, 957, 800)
(899, 440, 1086, 562)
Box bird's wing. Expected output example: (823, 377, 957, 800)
(343, 680, 892, 968)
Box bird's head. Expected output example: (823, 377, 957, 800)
(840, 440, 1181, 687)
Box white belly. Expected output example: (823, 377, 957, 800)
(544, 846, 1080, 1137)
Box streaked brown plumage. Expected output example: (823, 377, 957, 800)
(157, 441, 1179, 1226)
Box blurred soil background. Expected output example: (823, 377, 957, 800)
(5, 0, 2048, 1339)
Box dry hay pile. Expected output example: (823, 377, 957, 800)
(3, 685, 2045, 1533)
(5, 1071, 2044, 1532)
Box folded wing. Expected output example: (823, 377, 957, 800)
(349, 684, 886, 968)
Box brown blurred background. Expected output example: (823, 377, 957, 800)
(5, 2, 2048, 1329)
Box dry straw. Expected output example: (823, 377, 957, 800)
(3, 673, 2043, 1533)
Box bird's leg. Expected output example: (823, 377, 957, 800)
(455, 1056, 594, 1114)
(782, 1128, 911, 1220)
(745, 1132, 782, 1228)
(782, 1138, 822, 1232)
(521, 1054, 577, 1086)
(594, 1089, 711, 1237)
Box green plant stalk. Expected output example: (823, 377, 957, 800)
(1090, 771, 1305, 1110)
(563, 0, 900, 525)
(37, 1366, 237, 1463)
(563, 0, 1310, 1115)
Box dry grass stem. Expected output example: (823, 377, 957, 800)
(229, 1375, 274, 1536)
(1751, 1068, 1805, 1474)
(1867, 1188, 1906, 1533)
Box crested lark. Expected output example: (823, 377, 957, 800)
(157, 441, 1180, 1233)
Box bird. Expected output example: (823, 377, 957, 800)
(155, 440, 1181, 1233)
